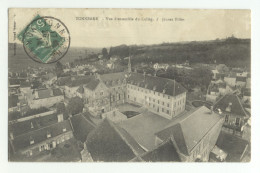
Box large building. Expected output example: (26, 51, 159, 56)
(9, 113, 74, 160)
(155, 106, 224, 162)
(126, 72, 187, 119)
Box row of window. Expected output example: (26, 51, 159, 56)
(225, 115, 240, 125)
(128, 85, 172, 99)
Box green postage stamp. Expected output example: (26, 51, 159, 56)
(17, 15, 70, 63)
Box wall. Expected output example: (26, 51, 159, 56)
(29, 95, 64, 109)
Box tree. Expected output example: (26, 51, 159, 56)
(67, 96, 84, 115)
(102, 48, 109, 59)
(216, 64, 229, 73)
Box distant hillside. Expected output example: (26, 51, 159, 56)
(8, 37, 251, 72)
(108, 38, 251, 68)
(8, 43, 101, 72)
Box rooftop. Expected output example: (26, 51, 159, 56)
(155, 106, 223, 155)
(118, 111, 170, 151)
(127, 72, 187, 97)
(9, 113, 58, 137)
(216, 131, 249, 162)
(86, 118, 145, 162)
(132, 138, 181, 162)
(213, 94, 248, 117)
(12, 120, 72, 152)
(70, 112, 96, 143)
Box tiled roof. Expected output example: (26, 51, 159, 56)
(155, 106, 223, 155)
(12, 120, 72, 152)
(20, 81, 31, 88)
(53, 88, 63, 96)
(127, 72, 187, 97)
(216, 131, 249, 162)
(100, 72, 127, 87)
(138, 138, 181, 162)
(37, 89, 52, 99)
(35, 88, 63, 99)
(65, 76, 94, 87)
(76, 85, 84, 94)
(84, 79, 100, 91)
(70, 112, 96, 143)
(86, 118, 145, 162)
(9, 113, 58, 137)
(236, 76, 247, 82)
(57, 76, 71, 86)
(213, 94, 247, 117)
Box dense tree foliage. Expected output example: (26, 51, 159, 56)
(67, 96, 84, 115)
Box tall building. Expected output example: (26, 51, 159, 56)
(126, 72, 187, 119)
(155, 106, 224, 162)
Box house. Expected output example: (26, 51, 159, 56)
(213, 94, 249, 136)
(28, 88, 64, 109)
(9, 94, 19, 112)
(20, 81, 31, 96)
(86, 118, 145, 162)
(9, 113, 74, 160)
(64, 76, 93, 98)
(214, 131, 250, 162)
(127, 72, 187, 119)
(42, 73, 57, 87)
(82, 72, 127, 116)
(236, 76, 247, 88)
(155, 106, 224, 162)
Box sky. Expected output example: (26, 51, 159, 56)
(9, 9, 251, 47)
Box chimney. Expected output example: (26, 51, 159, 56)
(218, 108, 222, 114)
(31, 122, 34, 129)
(57, 114, 64, 122)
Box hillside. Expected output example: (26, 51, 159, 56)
(109, 38, 251, 68)
(8, 38, 251, 72)
(8, 43, 101, 72)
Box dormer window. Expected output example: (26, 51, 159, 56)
(63, 128, 67, 132)
(30, 137, 34, 145)
(153, 86, 156, 91)
(47, 132, 51, 138)
(163, 89, 166, 94)
(145, 84, 148, 88)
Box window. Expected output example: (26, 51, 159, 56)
(167, 103, 170, 107)
(158, 100, 160, 104)
(167, 110, 170, 114)
(47, 132, 51, 138)
(153, 99, 155, 102)
(158, 93, 160, 96)
(162, 108, 164, 112)
(162, 102, 164, 106)
(225, 115, 229, 123)
(168, 96, 170, 99)
(235, 118, 240, 126)
(30, 139, 34, 145)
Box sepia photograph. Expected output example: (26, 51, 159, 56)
(7, 8, 251, 163)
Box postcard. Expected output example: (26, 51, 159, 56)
(8, 8, 251, 162)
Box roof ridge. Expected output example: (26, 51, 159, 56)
(235, 95, 248, 117)
(109, 120, 141, 156)
(14, 120, 70, 138)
